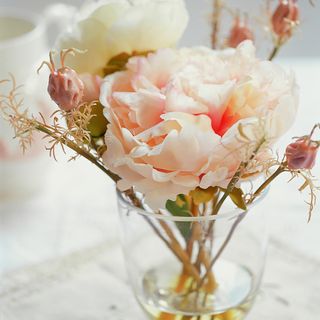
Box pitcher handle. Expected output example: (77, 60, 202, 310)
(42, 3, 77, 46)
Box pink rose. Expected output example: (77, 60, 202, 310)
(100, 41, 298, 209)
(286, 139, 318, 170)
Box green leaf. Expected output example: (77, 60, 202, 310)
(190, 187, 219, 205)
(103, 51, 153, 76)
(228, 188, 247, 211)
(165, 196, 192, 240)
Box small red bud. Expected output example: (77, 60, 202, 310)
(285, 139, 318, 170)
(272, 0, 299, 39)
(39, 50, 85, 112)
(48, 68, 84, 111)
(227, 17, 254, 48)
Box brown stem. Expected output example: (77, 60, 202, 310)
(268, 38, 283, 61)
(195, 163, 287, 292)
(125, 189, 202, 284)
(211, 0, 223, 49)
(248, 163, 286, 205)
(34, 123, 120, 182)
(204, 166, 242, 240)
(198, 246, 218, 292)
(158, 220, 202, 284)
(188, 203, 217, 292)
(205, 137, 266, 240)
(187, 202, 199, 257)
(196, 212, 246, 291)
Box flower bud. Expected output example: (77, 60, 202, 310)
(272, 0, 299, 39)
(79, 73, 102, 103)
(48, 67, 84, 111)
(227, 18, 254, 48)
(285, 139, 318, 170)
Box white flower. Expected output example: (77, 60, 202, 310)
(56, 0, 189, 76)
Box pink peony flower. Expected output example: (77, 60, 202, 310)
(286, 139, 318, 170)
(272, 0, 299, 39)
(100, 41, 298, 209)
(48, 67, 84, 111)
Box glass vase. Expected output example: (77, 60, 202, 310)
(117, 190, 268, 320)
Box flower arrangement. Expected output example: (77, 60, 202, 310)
(0, 0, 319, 319)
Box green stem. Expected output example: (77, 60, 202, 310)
(268, 45, 280, 61)
(268, 39, 283, 61)
(248, 163, 286, 205)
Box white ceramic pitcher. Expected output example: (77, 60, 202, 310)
(0, 4, 76, 199)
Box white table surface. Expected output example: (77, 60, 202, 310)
(1, 59, 320, 320)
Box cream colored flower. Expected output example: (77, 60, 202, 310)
(100, 41, 298, 209)
(56, 0, 188, 76)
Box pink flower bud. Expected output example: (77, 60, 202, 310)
(272, 0, 299, 39)
(227, 18, 254, 48)
(79, 73, 102, 103)
(48, 67, 84, 112)
(285, 139, 318, 170)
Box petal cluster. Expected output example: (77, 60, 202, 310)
(100, 41, 298, 209)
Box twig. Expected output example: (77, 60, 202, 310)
(248, 163, 286, 204)
(193, 162, 287, 293)
(158, 219, 202, 283)
(34, 123, 120, 182)
(211, 0, 223, 49)
(268, 42, 281, 61)
(195, 212, 246, 291)
(125, 189, 202, 284)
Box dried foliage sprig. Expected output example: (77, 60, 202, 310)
(0, 76, 119, 182)
(0, 76, 35, 153)
(289, 170, 319, 222)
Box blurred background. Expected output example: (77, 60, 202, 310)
(1, 0, 320, 57)
(0, 1, 320, 319)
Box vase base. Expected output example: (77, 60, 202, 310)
(141, 300, 253, 320)
(138, 259, 255, 320)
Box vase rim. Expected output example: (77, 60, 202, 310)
(116, 187, 268, 222)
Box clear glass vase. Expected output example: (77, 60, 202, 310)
(117, 190, 268, 320)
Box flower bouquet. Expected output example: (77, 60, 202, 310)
(1, 0, 319, 319)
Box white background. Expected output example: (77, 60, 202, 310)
(0, 0, 319, 57)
